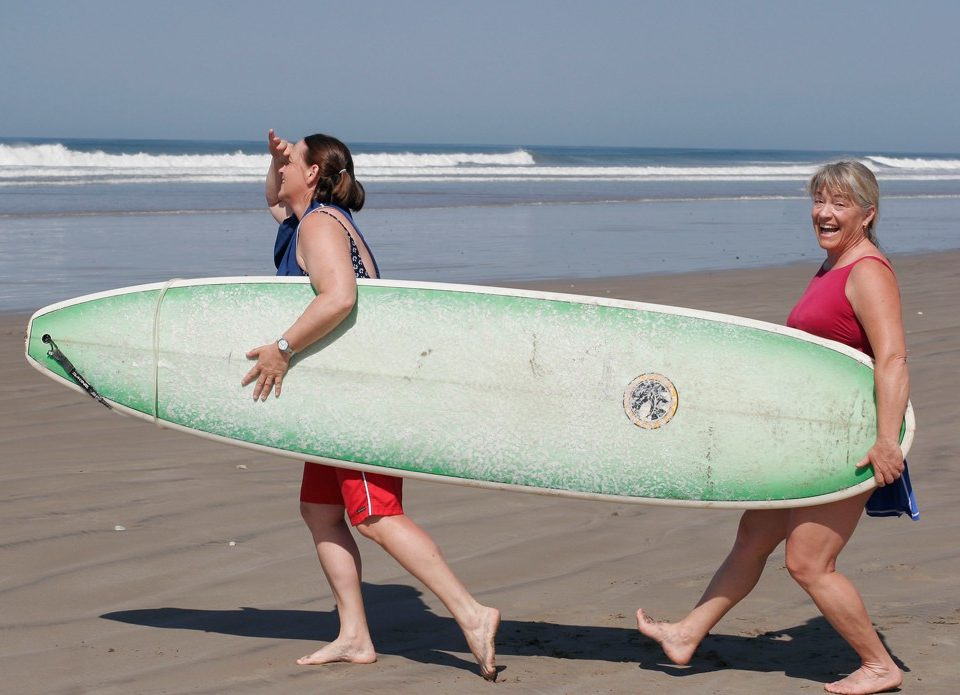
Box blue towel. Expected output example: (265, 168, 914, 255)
(865, 459, 919, 520)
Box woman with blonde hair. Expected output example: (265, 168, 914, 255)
(636, 161, 917, 695)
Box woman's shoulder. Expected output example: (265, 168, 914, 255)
(300, 204, 355, 234)
(848, 253, 894, 277)
(846, 253, 899, 298)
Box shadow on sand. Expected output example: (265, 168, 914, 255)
(102, 582, 906, 684)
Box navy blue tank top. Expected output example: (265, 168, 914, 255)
(273, 202, 379, 279)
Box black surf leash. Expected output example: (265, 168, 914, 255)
(42, 334, 112, 410)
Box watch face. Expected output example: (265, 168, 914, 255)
(278, 338, 291, 353)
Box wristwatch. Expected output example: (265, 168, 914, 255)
(277, 337, 295, 356)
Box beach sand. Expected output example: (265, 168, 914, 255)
(2, 252, 957, 694)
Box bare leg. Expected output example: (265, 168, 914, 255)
(297, 502, 377, 666)
(637, 509, 788, 664)
(785, 494, 902, 694)
(358, 514, 500, 680)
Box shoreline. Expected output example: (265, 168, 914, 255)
(3, 251, 958, 694)
(7, 192, 960, 313)
(8, 246, 958, 316)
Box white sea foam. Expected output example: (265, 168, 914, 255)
(4, 143, 960, 186)
(0, 143, 265, 183)
(0, 143, 536, 185)
(358, 164, 820, 181)
(866, 155, 960, 171)
(355, 150, 535, 167)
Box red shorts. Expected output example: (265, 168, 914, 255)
(299, 462, 404, 526)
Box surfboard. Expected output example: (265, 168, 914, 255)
(24, 277, 915, 508)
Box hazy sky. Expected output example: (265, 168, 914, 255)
(3, 0, 958, 151)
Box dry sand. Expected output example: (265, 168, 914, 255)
(2, 252, 957, 694)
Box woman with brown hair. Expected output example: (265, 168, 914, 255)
(243, 130, 499, 680)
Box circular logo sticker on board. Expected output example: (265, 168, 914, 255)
(623, 373, 678, 429)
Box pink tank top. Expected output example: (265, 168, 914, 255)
(786, 256, 894, 358)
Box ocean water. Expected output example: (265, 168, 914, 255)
(2, 137, 959, 311)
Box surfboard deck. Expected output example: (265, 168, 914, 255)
(24, 277, 915, 508)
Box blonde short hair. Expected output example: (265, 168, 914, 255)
(808, 161, 880, 244)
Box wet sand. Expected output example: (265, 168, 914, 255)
(2, 251, 957, 694)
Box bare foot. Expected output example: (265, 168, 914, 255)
(296, 637, 377, 666)
(636, 608, 699, 665)
(462, 605, 500, 681)
(825, 664, 903, 694)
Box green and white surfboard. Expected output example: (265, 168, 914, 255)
(25, 277, 914, 508)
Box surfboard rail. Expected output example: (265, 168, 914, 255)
(25, 277, 916, 508)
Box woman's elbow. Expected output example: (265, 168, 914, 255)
(331, 291, 357, 320)
(875, 350, 909, 382)
(880, 351, 909, 370)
